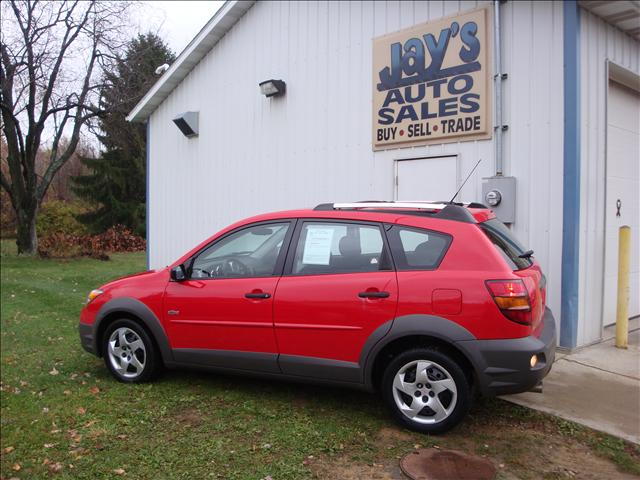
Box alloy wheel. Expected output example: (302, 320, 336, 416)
(107, 327, 146, 379)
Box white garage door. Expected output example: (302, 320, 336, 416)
(603, 80, 640, 326)
(395, 156, 458, 202)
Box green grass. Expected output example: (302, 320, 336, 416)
(1, 239, 639, 479)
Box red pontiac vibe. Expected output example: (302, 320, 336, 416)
(79, 201, 556, 433)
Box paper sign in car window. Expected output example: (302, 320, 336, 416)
(302, 227, 334, 265)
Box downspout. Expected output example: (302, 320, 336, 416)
(493, 0, 506, 176)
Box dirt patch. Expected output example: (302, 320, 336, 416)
(173, 408, 203, 428)
(544, 442, 639, 480)
(311, 456, 405, 480)
(309, 423, 639, 480)
(477, 424, 639, 479)
(376, 426, 413, 447)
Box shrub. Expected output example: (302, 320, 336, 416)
(38, 225, 146, 260)
(37, 201, 90, 237)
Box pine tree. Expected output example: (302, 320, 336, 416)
(73, 33, 175, 235)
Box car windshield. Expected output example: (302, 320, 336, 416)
(479, 219, 532, 270)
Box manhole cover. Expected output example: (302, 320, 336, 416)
(400, 448, 496, 480)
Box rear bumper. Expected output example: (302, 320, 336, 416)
(457, 308, 557, 397)
(79, 322, 97, 355)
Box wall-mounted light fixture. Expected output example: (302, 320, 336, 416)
(172, 111, 199, 138)
(259, 79, 286, 98)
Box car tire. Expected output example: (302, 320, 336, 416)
(381, 347, 471, 434)
(102, 319, 162, 383)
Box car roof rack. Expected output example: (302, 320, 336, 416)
(312, 201, 480, 223)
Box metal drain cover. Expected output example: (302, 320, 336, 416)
(400, 448, 496, 480)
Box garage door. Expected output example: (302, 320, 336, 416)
(602, 80, 640, 326)
(395, 156, 458, 202)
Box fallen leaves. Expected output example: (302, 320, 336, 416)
(113, 467, 126, 475)
(43, 458, 63, 473)
(77, 407, 87, 415)
(4, 446, 15, 453)
(12, 462, 21, 471)
(89, 386, 100, 395)
(49, 367, 59, 375)
(67, 429, 82, 443)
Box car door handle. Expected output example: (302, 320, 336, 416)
(358, 291, 390, 299)
(244, 292, 271, 299)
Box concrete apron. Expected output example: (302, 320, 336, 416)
(502, 325, 640, 445)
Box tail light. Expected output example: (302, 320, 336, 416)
(486, 279, 532, 325)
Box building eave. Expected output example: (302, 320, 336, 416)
(126, 0, 255, 123)
(578, 0, 640, 40)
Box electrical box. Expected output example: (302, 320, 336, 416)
(482, 176, 516, 224)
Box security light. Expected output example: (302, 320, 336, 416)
(172, 111, 199, 138)
(259, 79, 286, 98)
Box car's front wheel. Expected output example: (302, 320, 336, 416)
(102, 319, 161, 383)
(381, 348, 471, 434)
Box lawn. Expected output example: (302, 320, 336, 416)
(1, 239, 639, 479)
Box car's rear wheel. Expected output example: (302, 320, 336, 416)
(103, 319, 161, 383)
(381, 348, 470, 434)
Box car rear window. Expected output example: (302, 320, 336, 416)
(479, 219, 532, 270)
(387, 226, 451, 270)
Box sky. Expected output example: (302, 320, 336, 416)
(136, 1, 225, 56)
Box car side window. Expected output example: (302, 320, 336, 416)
(190, 223, 290, 279)
(292, 222, 389, 275)
(387, 226, 451, 270)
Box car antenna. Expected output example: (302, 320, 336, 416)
(449, 158, 482, 204)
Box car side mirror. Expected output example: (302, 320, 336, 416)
(170, 264, 187, 282)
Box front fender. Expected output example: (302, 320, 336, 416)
(92, 297, 174, 364)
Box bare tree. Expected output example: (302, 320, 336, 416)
(0, 0, 131, 254)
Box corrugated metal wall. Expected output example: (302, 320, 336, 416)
(577, 9, 640, 346)
(148, 1, 566, 328)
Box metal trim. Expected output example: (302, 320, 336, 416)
(146, 120, 150, 270)
(560, 0, 581, 348)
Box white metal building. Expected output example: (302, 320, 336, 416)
(128, 0, 640, 349)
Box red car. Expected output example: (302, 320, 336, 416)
(79, 201, 556, 433)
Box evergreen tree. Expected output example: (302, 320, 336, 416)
(73, 33, 175, 235)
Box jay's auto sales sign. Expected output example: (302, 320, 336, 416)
(372, 7, 491, 150)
